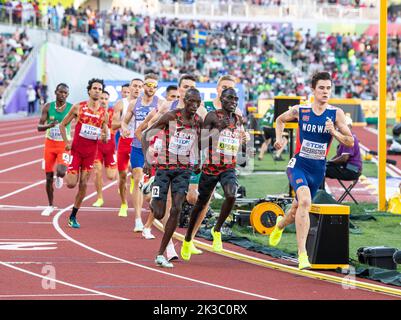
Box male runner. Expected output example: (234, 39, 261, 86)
(37, 83, 72, 216)
(112, 78, 143, 217)
(165, 85, 179, 101)
(181, 88, 246, 260)
(59, 79, 108, 228)
(121, 83, 130, 99)
(121, 73, 164, 232)
(258, 105, 288, 161)
(183, 75, 246, 249)
(92, 90, 117, 207)
(136, 75, 202, 259)
(269, 71, 354, 269)
(142, 88, 203, 268)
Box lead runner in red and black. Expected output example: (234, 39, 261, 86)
(141, 88, 203, 268)
(181, 88, 247, 260)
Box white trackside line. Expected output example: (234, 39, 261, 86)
(0, 129, 38, 138)
(0, 159, 42, 174)
(0, 294, 100, 298)
(0, 261, 127, 300)
(359, 143, 401, 178)
(0, 180, 45, 200)
(0, 135, 42, 146)
(52, 181, 276, 300)
(0, 145, 43, 158)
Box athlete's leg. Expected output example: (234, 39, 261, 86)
(213, 182, 238, 232)
(258, 138, 271, 160)
(93, 161, 103, 201)
(186, 184, 198, 205)
(74, 170, 92, 209)
(185, 174, 218, 242)
(132, 167, 144, 220)
(294, 186, 311, 255)
(45, 172, 54, 206)
(190, 191, 213, 239)
(56, 164, 67, 178)
(158, 192, 186, 256)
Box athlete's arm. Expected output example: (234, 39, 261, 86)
(37, 103, 54, 131)
(121, 100, 136, 138)
(141, 112, 175, 167)
(199, 112, 222, 150)
(134, 108, 158, 141)
(328, 108, 354, 148)
(59, 103, 78, 150)
(274, 105, 300, 150)
(100, 111, 108, 143)
(111, 100, 123, 130)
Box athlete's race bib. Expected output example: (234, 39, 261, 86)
(79, 123, 101, 140)
(168, 131, 194, 156)
(153, 137, 163, 152)
(287, 157, 296, 168)
(299, 139, 327, 160)
(217, 129, 240, 156)
(48, 124, 62, 141)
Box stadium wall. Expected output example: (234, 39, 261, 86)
(43, 43, 142, 103)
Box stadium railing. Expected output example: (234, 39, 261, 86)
(157, 0, 378, 21)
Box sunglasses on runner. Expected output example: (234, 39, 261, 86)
(144, 82, 158, 88)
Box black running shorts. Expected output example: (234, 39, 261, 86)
(198, 169, 238, 203)
(151, 169, 192, 201)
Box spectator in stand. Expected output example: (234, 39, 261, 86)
(26, 84, 36, 114)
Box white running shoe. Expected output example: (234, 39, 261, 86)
(41, 206, 54, 216)
(54, 176, 63, 189)
(133, 218, 144, 232)
(155, 255, 173, 268)
(166, 241, 179, 262)
(142, 228, 156, 239)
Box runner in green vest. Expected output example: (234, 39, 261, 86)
(37, 83, 73, 216)
(258, 104, 288, 161)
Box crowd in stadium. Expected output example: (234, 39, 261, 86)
(0, 29, 33, 99)
(1, 1, 400, 101)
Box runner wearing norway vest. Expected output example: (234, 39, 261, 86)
(269, 71, 354, 271)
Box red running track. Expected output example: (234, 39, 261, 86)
(0, 117, 399, 300)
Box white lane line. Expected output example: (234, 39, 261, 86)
(0, 180, 45, 200)
(0, 145, 43, 158)
(0, 294, 100, 298)
(0, 262, 127, 300)
(52, 181, 276, 300)
(0, 159, 42, 174)
(0, 135, 42, 146)
(0, 129, 38, 138)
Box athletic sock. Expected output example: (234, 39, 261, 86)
(70, 207, 79, 219)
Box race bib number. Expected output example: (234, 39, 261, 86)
(299, 139, 327, 160)
(79, 123, 101, 140)
(151, 186, 160, 198)
(48, 125, 62, 141)
(153, 138, 163, 152)
(217, 129, 240, 156)
(62, 152, 70, 164)
(287, 157, 296, 168)
(168, 131, 194, 156)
